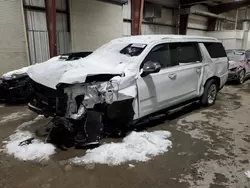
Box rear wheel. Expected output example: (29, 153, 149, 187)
(237, 69, 245, 84)
(201, 79, 218, 106)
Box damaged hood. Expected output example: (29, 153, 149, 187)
(28, 41, 142, 89)
(27, 57, 123, 89)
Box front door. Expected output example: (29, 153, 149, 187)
(137, 42, 203, 118)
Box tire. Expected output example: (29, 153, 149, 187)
(237, 69, 245, 84)
(200, 79, 218, 106)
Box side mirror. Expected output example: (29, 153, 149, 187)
(141, 61, 161, 77)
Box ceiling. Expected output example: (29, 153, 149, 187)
(180, 0, 250, 14)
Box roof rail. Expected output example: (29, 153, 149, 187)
(161, 37, 217, 41)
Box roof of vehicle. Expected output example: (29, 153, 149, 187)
(112, 35, 219, 45)
(226, 49, 245, 52)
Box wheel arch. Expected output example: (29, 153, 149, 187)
(204, 76, 220, 90)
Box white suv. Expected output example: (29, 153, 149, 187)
(28, 35, 228, 146)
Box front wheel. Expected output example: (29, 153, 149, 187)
(200, 79, 218, 106)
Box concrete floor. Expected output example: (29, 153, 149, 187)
(0, 81, 250, 188)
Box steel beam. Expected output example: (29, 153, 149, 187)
(131, 0, 144, 35)
(210, 0, 250, 14)
(179, 14, 189, 35)
(180, 0, 207, 7)
(45, 0, 57, 57)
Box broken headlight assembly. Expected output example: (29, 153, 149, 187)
(63, 80, 119, 121)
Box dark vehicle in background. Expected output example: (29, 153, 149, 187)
(0, 52, 92, 103)
(226, 49, 250, 84)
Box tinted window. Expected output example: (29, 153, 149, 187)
(120, 44, 146, 57)
(204, 42, 227, 58)
(169, 42, 202, 64)
(143, 44, 172, 68)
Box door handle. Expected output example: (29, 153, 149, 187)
(168, 73, 177, 80)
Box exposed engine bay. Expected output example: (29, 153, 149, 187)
(29, 74, 135, 148)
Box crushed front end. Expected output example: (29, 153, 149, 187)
(29, 76, 135, 148)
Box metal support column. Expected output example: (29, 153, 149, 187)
(45, 0, 57, 57)
(179, 14, 189, 35)
(207, 18, 217, 31)
(131, 0, 144, 35)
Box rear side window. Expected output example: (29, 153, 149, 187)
(204, 42, 226, 58)
(169, 42, 202, 64)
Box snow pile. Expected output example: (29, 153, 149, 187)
(71, 130, 172, 166)
(3, 130, 55, 161)
(0, 112, 30, 124)
(128, 164, 135, 168)
(245, 170, 250, 178)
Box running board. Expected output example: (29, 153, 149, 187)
(167, 100, 200, 115)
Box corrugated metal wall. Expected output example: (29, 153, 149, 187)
(25, 10, 49, 64)
(24, 0, 70, 64)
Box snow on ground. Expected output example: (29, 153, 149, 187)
(2, 130, 55, 161)
(245, 170, 250, 178)
(2, 115, 55, 162)
(71, 130, 172, 166)
(128, 164, 135, 168)
(0, 111, 30, 124)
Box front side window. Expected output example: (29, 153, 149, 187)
(169, 42, 202, 65)
(142, 43, 172, 68)
(141, 42, 202, 70)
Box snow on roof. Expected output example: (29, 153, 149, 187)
(111, 35, 218, 45)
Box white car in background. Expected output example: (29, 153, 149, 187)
(27, 35, 228, 147)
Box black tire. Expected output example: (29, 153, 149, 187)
(200, 79, 218, 106)
(237, 69, 245, 84)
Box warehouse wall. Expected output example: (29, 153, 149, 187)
(70, 0, 123, 52)
(24, 0, 70, 64)
(141, 6, 176, 35)
(0, 0, 28, 75)
(186, 5, 207, 36)
(206, 30, 244, 50)
(123, 0, 176, 36)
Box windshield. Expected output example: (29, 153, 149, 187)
(120, 44, 147, 57)
(227, 52, 245, 62)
